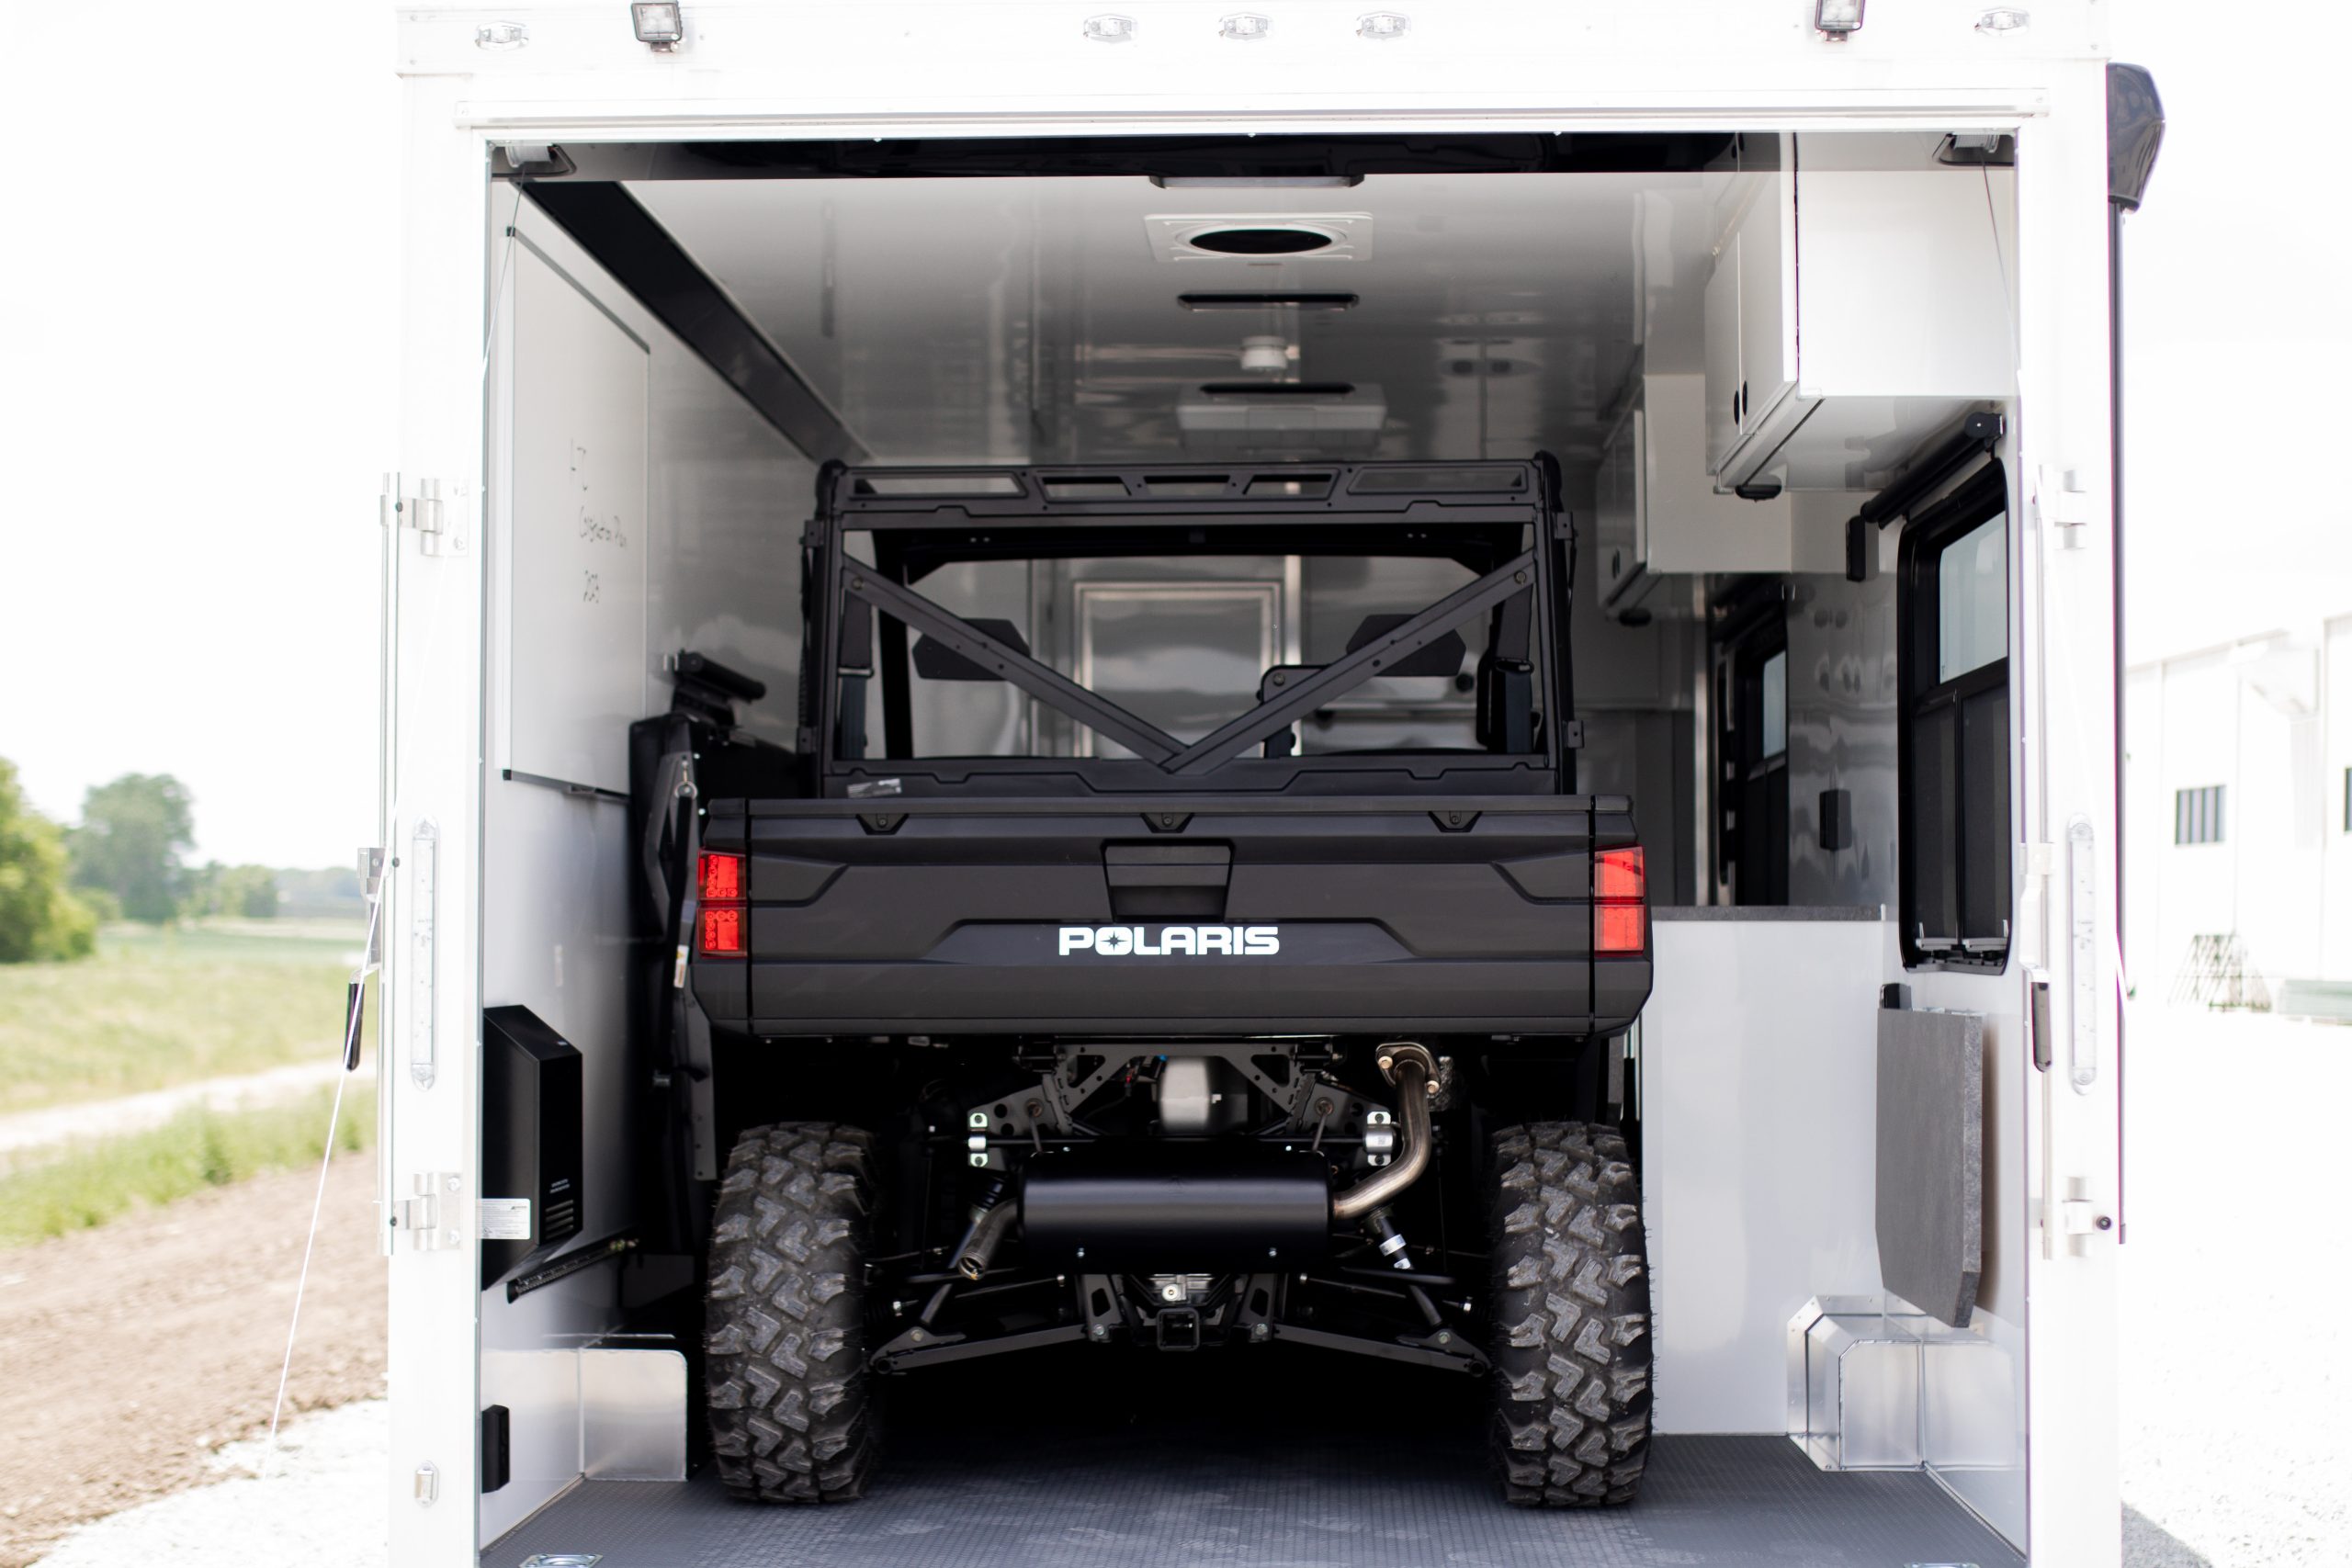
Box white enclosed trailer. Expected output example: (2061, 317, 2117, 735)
(377, 5, 2152, 1563)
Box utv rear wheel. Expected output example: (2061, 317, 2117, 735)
(706, 1122, 880, 1503)
(1486, 1121, 1653, 1506)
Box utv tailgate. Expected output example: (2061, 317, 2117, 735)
(695, 795, 1650, 1035)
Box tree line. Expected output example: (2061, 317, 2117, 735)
(0, 760, 289, 963)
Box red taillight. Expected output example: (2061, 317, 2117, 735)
(1595, 846, 1646, 955)
(696, 852, 747, 957)
(1595, 846, 1645, 902)
(698, 852, 745, 902)
(698, 905, 745, 955)
(1597, 903, 1646, 954)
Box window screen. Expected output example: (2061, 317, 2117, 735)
(1898, 464, 2012, 970)
(2174, 785, 2224, 845)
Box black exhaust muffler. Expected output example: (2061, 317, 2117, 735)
(1019, 1142, 1331, 1271)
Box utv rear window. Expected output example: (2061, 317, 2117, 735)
(1897, 462, 2012, 970)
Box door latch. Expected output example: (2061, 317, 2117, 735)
(2067, 817, 2098, 1093)
(410, 819, 438, 1089)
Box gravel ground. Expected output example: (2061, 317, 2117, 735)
(0, 1152, 384, 1567)
(32, 1402, 388, 1568)
(2120, 1003, 2352, 1566)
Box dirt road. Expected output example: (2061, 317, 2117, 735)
(0, 1060, 347, 1161)
(0, 1153, 384, 1567)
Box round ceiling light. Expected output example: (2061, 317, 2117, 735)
(1183, 226, 1337, 255)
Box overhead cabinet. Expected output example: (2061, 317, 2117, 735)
(1598, 373, 1793, 610)
(1706, 139, 2016, 492)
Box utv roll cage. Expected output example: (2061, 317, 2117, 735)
(797, 455, 1578, 794)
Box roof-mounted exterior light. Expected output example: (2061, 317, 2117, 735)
(1356, 12, 1410, 40)
(1219, 13, 1272, 40)
(1815, 0, 1865, 39)
(1975, 6, 2030, 30)
(1083, 14, 1137, 42)
(629, 2, 683, 50)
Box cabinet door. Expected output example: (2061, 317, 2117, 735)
(1702, 234, 1742, 474)
(1737, 166, 1799, 431)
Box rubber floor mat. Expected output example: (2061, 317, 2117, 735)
(484, 1345, 2021, 1568)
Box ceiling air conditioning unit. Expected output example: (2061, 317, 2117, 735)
(1176, 381, 1386, 452)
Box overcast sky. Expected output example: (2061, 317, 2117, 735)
(1, 2, 2346, 868)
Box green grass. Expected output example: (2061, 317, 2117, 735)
(0, 920, 368, 1114)
(0, 1083, 377, 1248)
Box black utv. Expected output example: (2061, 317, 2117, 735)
(629, 457, 1654, 1508)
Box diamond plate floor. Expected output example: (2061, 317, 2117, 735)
(484, 1348, 2022, 1568)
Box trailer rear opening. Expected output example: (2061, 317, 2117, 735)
(374, 14, 2147, 1564)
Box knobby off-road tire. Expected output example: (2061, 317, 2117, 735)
(1487, 1121, 1653, 1506)
(706, 1122, 880, 1503)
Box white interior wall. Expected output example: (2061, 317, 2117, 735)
(1786, 568, 1900, 909)
(1645, 916, 2027, 1550)
(1902, 942, 2028, 1544)
(1644, 916, 1890, 1438)
(478, 197, 811, 1543)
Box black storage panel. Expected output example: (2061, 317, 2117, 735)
(481, 1005, 584, 1286)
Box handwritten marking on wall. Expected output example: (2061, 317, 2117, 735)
(577, 504, 629, 549)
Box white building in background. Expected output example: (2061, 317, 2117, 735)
(2124, 613, 2352, 1012)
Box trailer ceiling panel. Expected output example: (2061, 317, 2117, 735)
(628, 171, 1724, 466)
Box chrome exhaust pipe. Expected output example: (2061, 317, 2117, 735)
(1330, 1042, 1436, 1222)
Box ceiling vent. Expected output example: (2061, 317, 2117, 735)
(1145, 212, 1374, 263)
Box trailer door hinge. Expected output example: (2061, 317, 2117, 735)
(381, 473, 469, 556)
(390, 1172, 462, 1250)
(2036, 466, 2094, 549)
(2058, 1198, 2113, 1236)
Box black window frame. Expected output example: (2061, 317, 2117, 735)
(1896, 461, 2013, 971)
(1715, 602, 1791, 907)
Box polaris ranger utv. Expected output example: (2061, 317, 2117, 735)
(634, 456, 1653, 1508)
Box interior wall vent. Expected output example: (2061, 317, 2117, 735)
(1146, 212, 1374, 262)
